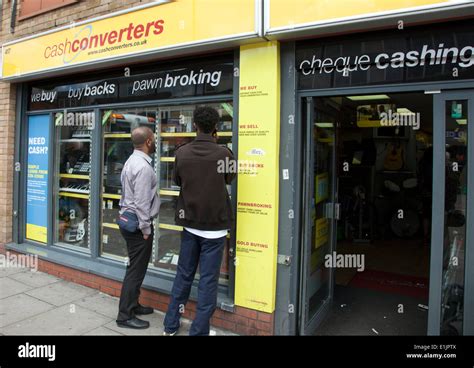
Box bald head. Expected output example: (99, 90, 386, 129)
(131, 126, 156, 155)
(131, 126, 154, 149)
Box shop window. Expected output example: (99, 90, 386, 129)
(100, 107, 157, 259)
(53, 110, 93, 251)
(19, 0, 79, 20)
(100, 102, 233, 283)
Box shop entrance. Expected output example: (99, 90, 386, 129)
(298, 91, 474, 335)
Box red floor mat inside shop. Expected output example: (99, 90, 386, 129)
(349, 269, 429, 299)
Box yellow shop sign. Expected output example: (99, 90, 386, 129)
(265, 0, 469, 35)
(1, 0, 261, 80)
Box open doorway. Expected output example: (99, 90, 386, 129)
(307, 92, 435, 335)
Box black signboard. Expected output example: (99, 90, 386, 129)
(28, 58, 233, 110)
(296, 20, 474, 90)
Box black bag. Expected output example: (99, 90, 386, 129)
(117, 211, 139, 233)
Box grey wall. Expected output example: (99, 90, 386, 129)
(274, 42, 301, 335)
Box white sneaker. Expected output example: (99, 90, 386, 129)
(162, 330, 177, 336)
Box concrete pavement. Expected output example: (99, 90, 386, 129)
(0, 265, 235, 336)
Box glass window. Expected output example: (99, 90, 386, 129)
(53, 110, 93, 250)
(156, 103, 233, 284)
(99, 102, 234, 284)
(101, 108, 157, 259)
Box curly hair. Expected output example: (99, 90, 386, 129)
(193, 106, 219, 134)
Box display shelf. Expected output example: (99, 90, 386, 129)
(160, 157, 175, 162)
(59, 192, 89, 199)
(104, 133, 131, 139)
(104, 132, 232, 139)
(59, 139, 91, 143)
(103, 222, 120, 230)
(161, 131, 232, 138)
(59, 174, 90, 180)
(103, 193, 122, 200)
(218, 131, 233, 137)
(159, 223, 183, 231)
(59, 187, 90, 194)
(160, 189, 179, 196)
(161, 132, 195, 138)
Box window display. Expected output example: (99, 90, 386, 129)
(155, 103, 233, 282)
(100, 102, 234, 282)
(101, 108, 157, 258)
(54, 111, 93, 250)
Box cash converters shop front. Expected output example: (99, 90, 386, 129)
(2, 1, 281, 335)
(4, 0, 474, 336)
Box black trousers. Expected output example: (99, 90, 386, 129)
(117, 226, 153, 322)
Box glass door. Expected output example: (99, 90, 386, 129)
(299, 97, 338, 335)
(429, 91, 474, 336)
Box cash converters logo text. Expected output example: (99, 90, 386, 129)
(43, 19, 165, 64)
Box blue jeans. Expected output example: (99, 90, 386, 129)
(164, 229, 226, 336)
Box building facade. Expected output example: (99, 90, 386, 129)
(1, 0, 474, 335)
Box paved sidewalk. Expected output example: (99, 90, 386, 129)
(0, 265, 235, 336)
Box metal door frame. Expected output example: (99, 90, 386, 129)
(298, 96, 338, 335)
(429, 90, 474, 335)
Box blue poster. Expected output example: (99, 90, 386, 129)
(26, 115, 50, 243)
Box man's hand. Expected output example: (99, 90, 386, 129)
(143, 234, 150, 240)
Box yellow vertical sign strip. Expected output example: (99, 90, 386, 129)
(235, 41, 280, 313)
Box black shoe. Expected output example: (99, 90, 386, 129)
(134, 305, 154, 315)
(116, 317, 150, 329)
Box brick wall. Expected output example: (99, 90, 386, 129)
(0, 81, 15, 245)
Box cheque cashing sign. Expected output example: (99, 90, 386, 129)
(1, 0, 260, 79)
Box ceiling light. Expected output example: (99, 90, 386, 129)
(347, 95, 390, 101)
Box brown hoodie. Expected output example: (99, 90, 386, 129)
(173, 133, 236, 231)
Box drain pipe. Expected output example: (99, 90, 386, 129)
(10, 0, 17, 34)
